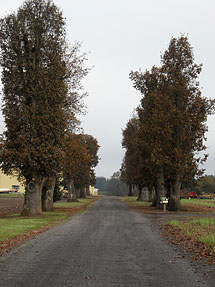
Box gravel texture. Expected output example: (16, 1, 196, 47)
(0, 196, 213, 287)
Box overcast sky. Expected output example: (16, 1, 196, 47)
(0, 0, 214, 178)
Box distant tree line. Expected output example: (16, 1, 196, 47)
(95, 172, 128, 196)
(191, 175, 215, 195)
(121, 35, 215, 211)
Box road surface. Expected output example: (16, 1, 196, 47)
(0, 196, 213, 286)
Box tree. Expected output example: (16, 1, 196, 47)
(160, 36, 214, 210)
(195, 175, 215, 194)
(121, 116, 152, 201)
(129, 35, 214, 211)
(0, 0, 88, 215)
(63, 134, 90, 202)
(130, 66, 173, 207)
(73, 134, 99, 198)
(63, 133, 99, 201)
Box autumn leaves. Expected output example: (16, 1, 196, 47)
(0, 0, 99, 215)
(121, 36, 214, 211)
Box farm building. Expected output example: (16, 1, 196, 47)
(0, 169, 98, 196)
(0, 170, 25, 193)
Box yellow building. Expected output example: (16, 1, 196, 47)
(0, 170, 98, 196)
(89, 186, 98, 196)
(0, 170, 25, 193)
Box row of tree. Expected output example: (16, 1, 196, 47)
(192, 175, 215, 195)
(121, 35, 214, 211)
(0, 0, 99, 215)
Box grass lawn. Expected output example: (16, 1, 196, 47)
(54, 198, 91, 208)
(0, 211, 69, 241)
(168, 217, 215, 253)
(181, 198, 215, 208)
(0, 193, 24, 198)
(0, 197, 97, 243)
(121, 196, 151, 207)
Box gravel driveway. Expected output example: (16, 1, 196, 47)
(0, 196, 213, 287)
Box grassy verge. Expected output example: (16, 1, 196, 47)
(121, 196, 151, 207)
(181, 198, 215, 208)
(0, 197, 97, 252)
(0, 211, 69, 241)
(0, 193, 24, 198)
(122, 196, 215, 213)
(54, 198, 91, 208)
(167, 217, 215, 253)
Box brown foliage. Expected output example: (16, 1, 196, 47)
(123, 35, 215, 211)
(63, 133, 99, 190)
(0, 0, 89, 214)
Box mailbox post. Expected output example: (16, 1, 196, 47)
(160, 197, 168, 212)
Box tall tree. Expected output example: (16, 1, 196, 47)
(63, 134, 89, 202)
(130, 67, 172, 207)
(121, 116, 152, 201)
(0, 0, 88, 215)
(129, 35, 214, 211)
(74, 134, 99, 198)
(161, 36, 214, 210)
(63, 133, 99, 201)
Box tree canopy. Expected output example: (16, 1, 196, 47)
(0, 0, 89, 215)
(122, 35, 214, 211)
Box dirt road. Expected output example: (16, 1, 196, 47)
(0, 197, 213, 286)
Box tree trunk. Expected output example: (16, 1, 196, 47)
(132, 184, 138, 196)
(42, 177, 56, 211)
(22, 176, 46, 216)
(165, 179, 171, 200)
(67, 179, 79, 202)
(151, 168, 165, 209)
(148, 186, 155, 202)
(74, 185, 79, 199)
(79, 186, 86, 198)
(136, 185, 144, 201)
(151, 188, 159, 207)
(86, 185, 90, 196)
(169, 174, 182, 211)
(128, 184, 134, 196)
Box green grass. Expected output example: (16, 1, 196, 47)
(0, 211, 69, 241)
(0, 193, 24, 198)
(168, 219, 183, 228)
(54, 198, 90, 208)
(121, 196, 138, 202)
(167, 216, 215, 252)
(121, 196, 151, 206)
(181, 198, 215, 208)
(191, 217, 215, 226)
(0, 197, 97, 242)
(199, 235, 215, 250)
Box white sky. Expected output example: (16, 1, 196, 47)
(0, 0, 214, 178)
